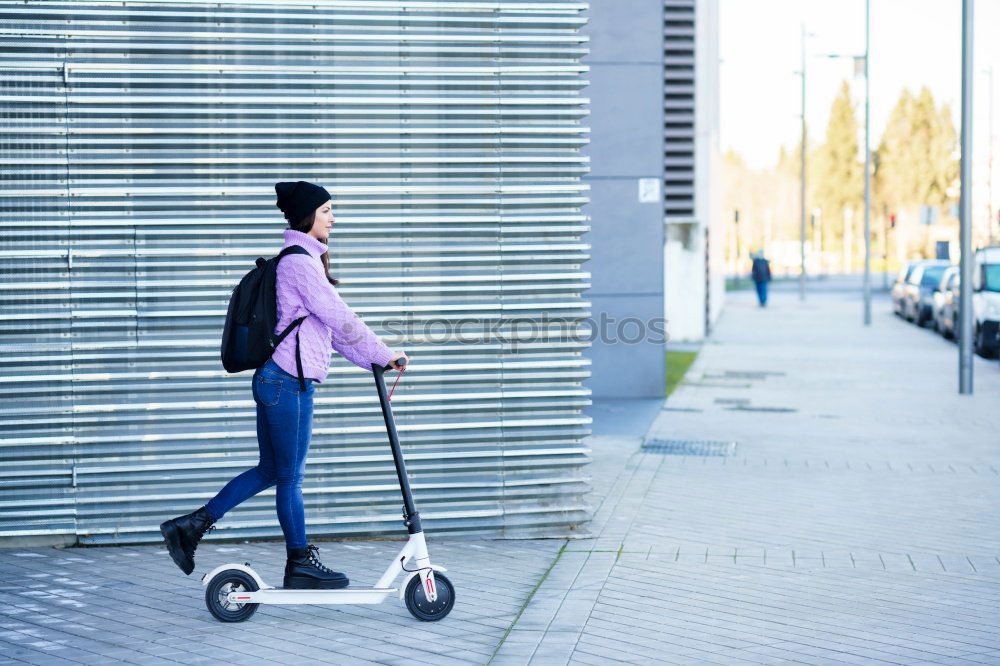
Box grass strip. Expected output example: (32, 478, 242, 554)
(666, 350, 698, 397)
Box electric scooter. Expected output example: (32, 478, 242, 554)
(201, 357, 455, 623)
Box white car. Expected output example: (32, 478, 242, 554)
(972, 246, 1000, 358)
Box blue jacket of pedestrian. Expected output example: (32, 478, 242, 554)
(751, 257, 772, 283)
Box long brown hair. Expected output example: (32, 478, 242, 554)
(290, 212, 340, 286)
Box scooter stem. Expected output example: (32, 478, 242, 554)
(372, 361, 422, 534)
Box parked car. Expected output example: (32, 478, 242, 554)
(972, 246, 1000, 358)
(902, 260, 951, 325)
(891, 261, 919, 317)
(932, 266, 960, 338)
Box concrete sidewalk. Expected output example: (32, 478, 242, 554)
(2, 286, 999, 665)
(490, 286, 1000, 665)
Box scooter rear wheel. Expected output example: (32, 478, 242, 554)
(404, 572, 455, 621)
(205, 569, 259, 622)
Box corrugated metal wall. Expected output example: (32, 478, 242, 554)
(0, 0, 592, 544)
(664, 0, 695, 220)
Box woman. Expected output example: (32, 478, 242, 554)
(160, 180, 407, 589)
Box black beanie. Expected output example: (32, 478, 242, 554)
(274, 181, 331, 225)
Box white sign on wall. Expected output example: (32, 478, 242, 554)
(638, 178, 661, 203)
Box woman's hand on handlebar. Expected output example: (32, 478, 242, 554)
(387, 351, 408, 371)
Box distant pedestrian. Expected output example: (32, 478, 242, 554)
(750, 251, 772, 307)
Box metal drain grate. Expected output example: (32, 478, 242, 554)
(641, 439, 737, 456)
(703, 370, 786, 380)
(726, 405, 797, 413)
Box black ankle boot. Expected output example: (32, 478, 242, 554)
(284, 544, 349, 589)
(159, 506, 216, 575)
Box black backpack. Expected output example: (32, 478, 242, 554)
(221, 245, 311, 391)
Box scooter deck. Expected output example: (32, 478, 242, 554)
(230, 587, 397, 605)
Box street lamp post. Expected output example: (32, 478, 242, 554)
(958, 0, 973, 394)
(799, 24, 807, 302)
(818, 1, 871, 323)
(863, 0, 872, 326)
(882, 206, 889, 290)
(734, 209, 741, 272)
(988, 64, 995, 247)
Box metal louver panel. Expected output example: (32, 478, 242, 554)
(0, 0, 592, 544)
(664, 0, 695, 219)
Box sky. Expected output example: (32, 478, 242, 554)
(720, 0, 1000, 172)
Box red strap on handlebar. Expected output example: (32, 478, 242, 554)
(387, 363, 405, 401)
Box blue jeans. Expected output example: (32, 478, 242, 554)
(205, 358, 316, 550)
(754, 280, 768, 306)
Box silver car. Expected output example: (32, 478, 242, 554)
(891, 261, 919, 317)
(902, 260, 952, 326)
(932, 266, 960, 338)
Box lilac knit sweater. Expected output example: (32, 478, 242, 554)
(271, 229, 394, 383)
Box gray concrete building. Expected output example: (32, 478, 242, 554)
(0, 0, 722, 545)
(583, 0, 723, 400)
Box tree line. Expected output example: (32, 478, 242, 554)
(725, 82, 960, 273)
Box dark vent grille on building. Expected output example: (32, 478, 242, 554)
(664, 0, 696, 219)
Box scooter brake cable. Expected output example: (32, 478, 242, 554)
(387, 363, 405, 401)
(400, 556, 432, 573)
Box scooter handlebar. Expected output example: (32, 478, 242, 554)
(381, 357, 406, 372)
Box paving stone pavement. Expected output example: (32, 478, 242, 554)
(2, 285, 999, 665)
(0, 538, 561, 665)
(491, 285, 1000, 665)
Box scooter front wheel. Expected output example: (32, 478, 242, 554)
(404, 572, 455, 621)
(205, 569, 259, 622)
